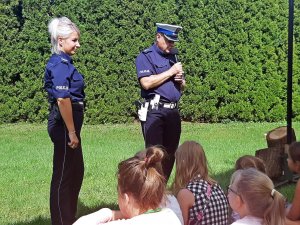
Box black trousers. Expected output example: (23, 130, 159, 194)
(141, 107, 181, 180)
(48, 105, 84, 225)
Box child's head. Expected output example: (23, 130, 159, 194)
(235, 155, 266, 173)
(117, 146, 166, 217)
(134, 147, 165, 177)
(287, 141, 300, 173)
(172, 141, 215, 194)
(228, 168, 285, 225)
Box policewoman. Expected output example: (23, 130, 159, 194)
(44, 17, 85, 225)
(135, 23, 186, 181)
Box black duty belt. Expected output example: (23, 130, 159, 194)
(158, 101, 177, 109)
(72, 101, 84, 106)
(50, 101, 84, 110)
(72, 101, 84, 110)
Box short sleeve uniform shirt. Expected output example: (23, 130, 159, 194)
(135, 44, 181, 102)
(44, 52, 85, 104)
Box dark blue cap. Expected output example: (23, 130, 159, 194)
(156, 23, 182, 42)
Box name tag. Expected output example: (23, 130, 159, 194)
(55, 86, 69, 90)
(139, 70, 150, 74)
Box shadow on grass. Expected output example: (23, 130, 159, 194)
(8, 217, 52, 225)
(76, 200, 119, 218)
(213, 168, 235, 189)
(6, 168, 234, 225)
(7, 200, 119, 225)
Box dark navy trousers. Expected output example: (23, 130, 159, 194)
(48, 105, 84, 225)
(141, 107, 181, 180)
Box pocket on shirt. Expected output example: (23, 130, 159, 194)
(72, 71, 84, 81)
(154, 62, 169, 74)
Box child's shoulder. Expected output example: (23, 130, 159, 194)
(296, 179, 300, 191)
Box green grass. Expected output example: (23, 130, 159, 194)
(0, 122, 299, 225)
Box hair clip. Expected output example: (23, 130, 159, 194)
(271, 189, 276, 197)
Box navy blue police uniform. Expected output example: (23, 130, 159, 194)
(44, 52, 85, 225)
(135, 41, 183, 180)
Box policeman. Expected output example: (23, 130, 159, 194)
(135, 23, 186, 181)
(44, 17, 85, 225)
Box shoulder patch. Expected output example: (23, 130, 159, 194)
(143, 48, 152, 54)
(59, 56, 69, 64)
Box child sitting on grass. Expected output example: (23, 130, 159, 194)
(73, 146, 182, 225)
(228, 168, 285, 225)
(134, 148, 183, 224)
(171, 140, 229, 225)
(230, 155, 267, 223)
(285, 142, 300, 225)
(235, 155, 266, 173)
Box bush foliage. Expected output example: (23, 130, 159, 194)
(0, 0, 299, 123)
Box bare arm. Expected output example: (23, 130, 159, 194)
(73, 208, 123, 225)
(111, 210, 124, 220)
(286, 180, 300, 221)
(177, 189, 195, 225)
(57, 98, 79, 149)
(140, 62, 183, 90)
(285, 218, 300, 225)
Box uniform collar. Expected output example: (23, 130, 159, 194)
(153, 44, 166, 56)
(58, 52, 73, 64)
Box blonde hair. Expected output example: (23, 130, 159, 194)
(231, 168, 285, 225)
(48, 17, 80, 54)
(171, 141, 216, 195)
(235, 155, 266, 173)
(117, 146, 166, 211)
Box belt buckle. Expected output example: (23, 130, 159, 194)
(72, 101, 84, 105)
(164, 103, 170, 109)
(170, 102, 176, 109)
(161, 102, 176, 109)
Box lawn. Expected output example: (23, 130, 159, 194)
(0, 122, 299, 225)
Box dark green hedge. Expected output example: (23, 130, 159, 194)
(0, 0, 299, 124)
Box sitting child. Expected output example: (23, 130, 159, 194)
(171, 141, 229, 225)
(135, 149, 183, 224)
(230, 155, 267, 222)
(285, 142, 300, 225)
(235, 155, 266, 173)
(73, 146, 182, 225)
(228, 168, 285, 225)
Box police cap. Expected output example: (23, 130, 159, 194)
(156, 23, 182, 42)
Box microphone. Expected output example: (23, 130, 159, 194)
(169, 48, 184, 82)
(170, 48, 179, 63)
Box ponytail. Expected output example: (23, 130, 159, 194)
(48, 17, 80, 54)
(233, 168, 285, 225)
(263, 189, 285, 225)
(117, 146, 166, 211)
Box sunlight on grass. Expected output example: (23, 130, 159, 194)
(0, 122, 299, 225)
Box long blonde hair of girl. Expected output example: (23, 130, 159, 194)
(171, 140, 216, 195)
(232, 168, 285, 225)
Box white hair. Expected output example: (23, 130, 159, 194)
(48, 17, 80, 54)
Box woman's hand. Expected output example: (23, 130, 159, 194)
(68, 131, 79, 149)
(57, 98, 79, 149)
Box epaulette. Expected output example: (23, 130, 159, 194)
(143, 48, 152, 54)
(60, 57, 69, 64)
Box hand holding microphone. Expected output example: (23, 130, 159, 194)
(169, 62, 183, 76)
(169, 48, 184, 83)
(174, 70, 184, 83)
